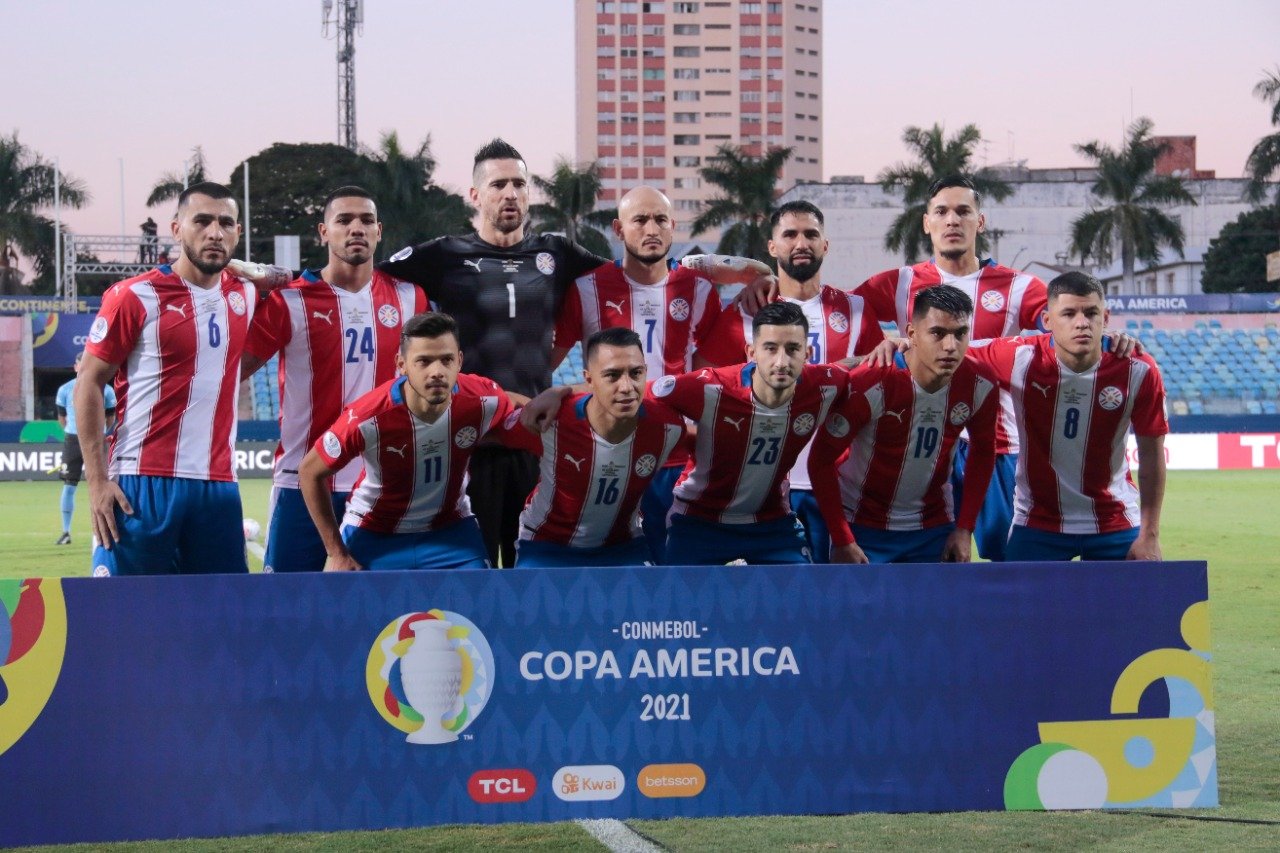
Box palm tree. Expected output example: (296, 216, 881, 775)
(529, 158, 615, 257)
(146, 146, 208, 207)
(1069, 117, 1197, 292)
(690, 143, 793, 264)
(1245, 66, 1280, 205)
(878, 124, 1013, 262)
(363, 131, 471, 255)
(0, 132, 89, 293)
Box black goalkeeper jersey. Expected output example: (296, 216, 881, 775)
(379, 233, 606, 397)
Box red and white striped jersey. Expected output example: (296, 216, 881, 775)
(855, 261, 1048, 454)
(555, 262, 721, 377)
(967, 336, 1169, 535)
(493, 394, 686, 548)
(696, 285, 885, 491)
(808, 358, 999, 546)
(650, 363, 845, 524)
(245, 269, 425, 490)
(315, 374, 513, 534)
(85, 266, 256, 482)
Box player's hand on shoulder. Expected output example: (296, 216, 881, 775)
(830, 542, 870, 564)
(520, 387, 571, 432)
(1105, 330, 1145, 358)
(730, 272, 780, 316)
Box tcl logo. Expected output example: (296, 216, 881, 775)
(468, 769, 537, 803)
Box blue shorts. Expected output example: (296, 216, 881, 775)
(264, 486, 349, 573)
(1005, 525, 1140, 562)
(790, 489, 830, 563)
(341, 516, 491, 570)
(849, 523, 955, 564)
(92, 475, 246, 576)
(665, 513, 811, 566)
(640, 464, 682, 564)
(515, 537, 652, 568)
(952, 441, 1017, 562)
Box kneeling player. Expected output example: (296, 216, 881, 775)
(808, 285, 1000, 563)
(494, 327, 685, 567)
(298, 312, 515, 570)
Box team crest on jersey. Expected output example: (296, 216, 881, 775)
(322, 431, 342, 458)
(827, 311, 849, 334)
(536, 252, 556, 275)
(668, 298, 691, 322)
(634, 453, 658, 478)
(1098, 386, 1125, 410)
(825, 414, 850, 438)
(792, 413, 816, 436)
(377, 304, 401, 328)
(949, 402, 972, 426)
(93, 564, 110, 578)
(503, 410, 520, 430)
(89, 316, 109, 344)
(980, 291, 1006, 312)
(653, 375, 677, 397)
(389, 246, 413, 262)
(227, 291, 247, 316)
(454, 426, 478, 448)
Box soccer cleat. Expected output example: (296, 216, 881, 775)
(55, 532, 72, 545)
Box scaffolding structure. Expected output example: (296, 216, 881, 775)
(60, 234, 171, 310)
(322, 0, 364, 151)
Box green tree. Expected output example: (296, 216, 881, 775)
(1245, 66, 1280, 205)
(1201, 206, 1280, 293)
(529, 157, 615, 257)
(878, 124, 1013, 263)
(363, 131, 471, 256)
(146, 146, 208, 208)
(1070, 117, 1197, 292)
(0, 132, 89, 294)
(690, 143, 793, 264)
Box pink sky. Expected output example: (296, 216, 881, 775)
(6, 0, 1277, 256)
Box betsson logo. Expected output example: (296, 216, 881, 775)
(468, 769, 537, 803)
(637, 763, 706, 798)
(553, 765, 626, 802)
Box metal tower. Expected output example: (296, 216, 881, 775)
(322, 0, 363, 151)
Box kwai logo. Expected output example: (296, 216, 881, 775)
(554, 765, 625, 802)
(0, 579, 67, 758)
(365, 609, 494, 745)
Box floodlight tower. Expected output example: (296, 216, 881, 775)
(322, 0, 364, 151)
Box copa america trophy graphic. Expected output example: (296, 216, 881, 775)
(398, 619, 463, 744)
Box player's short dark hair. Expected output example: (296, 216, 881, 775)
(400, 312, 460, 352)
(585, 326, 643, 365)
(769, 199, 825, 230)
(751, 300, 809, 338)
(911, 284, 974, 322)
(927, 174, 982, 209)
(473, 138, 526, 183)
(323, 185, 376, 218)
(1048, 271, 1106, 302)
(176, 181, 236, 216)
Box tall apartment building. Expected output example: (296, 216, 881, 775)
(575, 0, 823, 240)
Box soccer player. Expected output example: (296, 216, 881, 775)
(240, 186, 426, 573)
(695, 200, 884, 561)
(54, 351, 116, 545)
(808, 285, 1000, 563)
(76, 182, 256, 575)
(966, 272, 1168, 561)
(297, 312, 515, 570)
(494, 326, 685, 567)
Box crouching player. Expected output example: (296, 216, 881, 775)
(493, 327, 686, 567)
(808, 285, 1000, 563)
(298, 312, 515, 570)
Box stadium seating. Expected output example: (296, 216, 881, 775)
(1135, 325, 1280, 415)
(251, 355, 280, 420)
(551, 343, 585, 388)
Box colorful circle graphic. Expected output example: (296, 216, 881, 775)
(0, 579, 68, 758)
(365, 609, 494, 742)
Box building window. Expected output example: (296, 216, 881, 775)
(707, 133, 731, 140)
(642, 24, 663, 36)
(705, 67, 732, 75)
(643, 156, 664, 167)
(643, 91, 665, 102)
(643, 134, 665, 145)
(599, 112, 617, 122)
(597, 47, 616, 58)
(642, 47, 665, 58)
(673, 68, 700, 79)
(620, 48, 637, 58)
(741, 3, 762, 12)
(742, 24, 761, 35)
(597, 68, 616, 80)
(674, 155, 702, 166)
(643, 68, 665, 80)
(597, 24, 616, 36)
(673, 23, 701, 35)
(674, 112, 700, 123)
(675, 199, 702, 211)
(673, 1, 700, 10)
(620, 23, 637, 35)
(673, 46, 701, 57)
(673, 176, 702, 189)
(706, 111, 732, 117)
(742, 91, 762, 102)
(620, 68, 638, 79)
(705, 89, 731, 96)
(674, 134, 701, 145)
(599, 135, 617, 145)
(674, 90, 701, 101)
(706, 45, 732, 52)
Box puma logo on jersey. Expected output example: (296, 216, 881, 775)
(605, 299, 627, 313)
(346, 408, 358, 424)
(463, 259, 483, 272)
(883, 409, 906, 423)
(385, 445, 407, 458)
(165, 304, 187, 318)
(313, 309, 334, 324)
(564, 453, 585, 471)
(1031, 381, 1052, 397)
(722, 415, 745, 431)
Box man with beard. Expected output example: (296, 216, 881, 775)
(75, 182, 257, 575)
(695, 200, 884, 561)
(240, 186, 427, 572)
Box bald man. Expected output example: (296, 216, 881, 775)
(552, 185, 770, 562)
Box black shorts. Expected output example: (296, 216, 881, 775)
(62, 434, 84, 484)
(466, 445, 539, 568)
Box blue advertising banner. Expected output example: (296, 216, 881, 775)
(0, 295, 100, 315)
(30, 312, 96, 368)
(0, 562, 1215, 846)
(1106, 293, 1280, 313)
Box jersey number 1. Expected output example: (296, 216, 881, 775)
(506, 282, 516, 319)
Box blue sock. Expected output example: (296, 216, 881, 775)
(60, 484, 76, 533)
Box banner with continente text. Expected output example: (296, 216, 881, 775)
(0, 562, 1215, 845)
